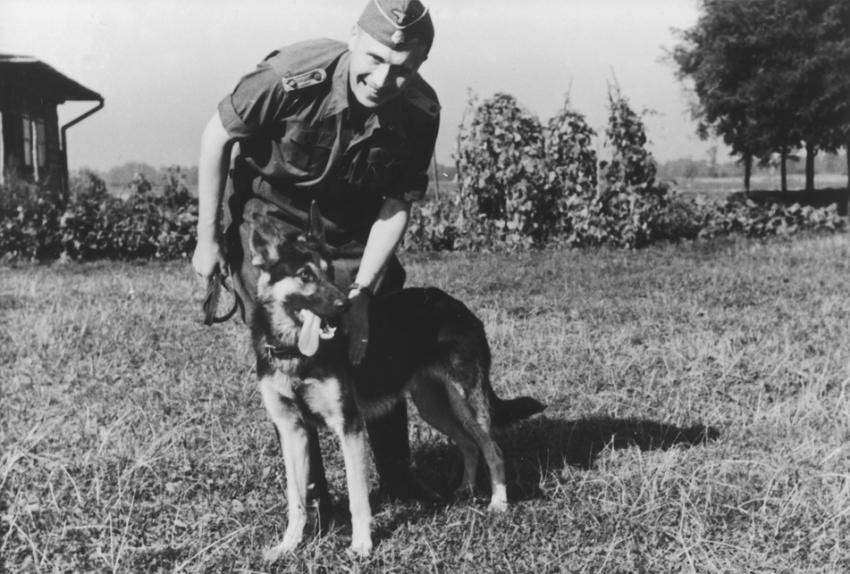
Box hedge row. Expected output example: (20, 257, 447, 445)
(0, 171, 197, 262)
(0, 170, 845, 263)
(403, 192, 846, 252)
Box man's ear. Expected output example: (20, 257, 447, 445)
(249, 228, 277, 269)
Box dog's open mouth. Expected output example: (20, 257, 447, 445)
(297, 309, 337, 356)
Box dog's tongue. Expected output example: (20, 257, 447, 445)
(298, 309, 321, 357)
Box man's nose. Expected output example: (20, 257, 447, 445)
(371, 64, 391, 89)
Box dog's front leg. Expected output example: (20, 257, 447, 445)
(305, 376, 373, 555)
(260, 378, 311, 561)
(337, 423, 373, 556)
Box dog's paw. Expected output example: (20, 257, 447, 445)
(452, 485, 475, 502)
(262, 543, 289, 563)
(263, 530, 303, 562)
(347, 535, 373, 558)
(487, 497, 508, 513)
(487, 484, 508, 513)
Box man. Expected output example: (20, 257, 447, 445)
(192, 0, 440, 520)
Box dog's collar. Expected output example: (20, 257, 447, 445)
(264, 343, 305, 360)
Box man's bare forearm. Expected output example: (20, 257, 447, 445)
(197, 112, 235, 246)
(354, 198, 410, 292)
(192, 112, 236, 279)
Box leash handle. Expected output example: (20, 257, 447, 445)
(202, 270, 238, 326)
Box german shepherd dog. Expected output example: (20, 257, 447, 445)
(249, 204, 545, 558)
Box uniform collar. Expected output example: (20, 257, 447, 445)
(317, 50, 352, 120)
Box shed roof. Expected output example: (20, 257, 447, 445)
(0, 54, 102, 102)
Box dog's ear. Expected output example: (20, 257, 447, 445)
(308, 201, 326, 244)
(249, 228, 277, 269)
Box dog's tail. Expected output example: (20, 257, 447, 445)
(492, 394, 546, 427)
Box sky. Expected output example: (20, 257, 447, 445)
(0, 0, 724, 171)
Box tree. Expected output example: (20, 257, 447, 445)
(673, 0, 850, 192)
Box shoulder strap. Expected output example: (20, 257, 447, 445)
(263, 38, 346, 93)
(404, 78, 440, 117)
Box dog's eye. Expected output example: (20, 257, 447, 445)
(297, 269, 315, 283)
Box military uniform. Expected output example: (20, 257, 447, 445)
(220, 37, 438, 301)
(218, 36, 440, 502)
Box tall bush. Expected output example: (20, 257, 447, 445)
(593, 85, 669, 247)
(544, 99, 599, 242)
(455, 88, 677, 249)
(456, 93, 552, 248)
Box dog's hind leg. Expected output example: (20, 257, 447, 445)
(450, 390, 508, 512)
(305, 425, 333, 533)
(428, 341, 509, 512)
(409, 377, 480, 496)
(259, 377, 311, 561)
(428, 362, 508, 513)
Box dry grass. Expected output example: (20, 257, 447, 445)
(2, 233, 849, 572)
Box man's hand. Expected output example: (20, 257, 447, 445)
(192, 239, 227, 280)
(344, 286, 372, 365)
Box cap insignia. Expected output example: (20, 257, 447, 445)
(373, 0, 429, 30)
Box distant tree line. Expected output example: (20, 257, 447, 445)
(672, 0, 850, 192)
(658, 151, 848, 180)
(85, 162, 199, 194)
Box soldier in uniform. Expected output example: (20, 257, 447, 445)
(192, 0, 440, 520)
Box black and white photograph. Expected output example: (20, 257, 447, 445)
(2, 0, 848, 571)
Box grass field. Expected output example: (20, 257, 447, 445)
(2, 233, 849, 572)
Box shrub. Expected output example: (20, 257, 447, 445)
(0, 175, 65, 261)
(404, 193, 461, 252)
(700, 196, 846, 239)
(587, 85, 669, 248)
(455, 93, 550, 249)
(0, 171, 198, 262)
(544, 99, 598, 239)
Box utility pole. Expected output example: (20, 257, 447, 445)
(432, 155, 440, 198)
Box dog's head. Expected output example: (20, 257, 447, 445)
(250, 203, 349, 356)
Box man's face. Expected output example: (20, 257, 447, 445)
(348, 27, 427, 109)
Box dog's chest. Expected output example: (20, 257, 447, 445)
(267, 363, 346, 424)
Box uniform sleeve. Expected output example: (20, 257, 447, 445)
(384, 111, 439, 204)
(217, 63, 294, 139)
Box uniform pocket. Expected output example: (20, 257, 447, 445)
(364, 147, 408, 192)
(284, 128, 335, 177)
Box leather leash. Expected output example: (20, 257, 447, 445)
(202, 271, 238, 325)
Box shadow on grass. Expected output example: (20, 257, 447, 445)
(412, 414, 720, 503)
(317, 415, 719, 546)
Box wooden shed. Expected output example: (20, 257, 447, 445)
(0, 54, 103, 190)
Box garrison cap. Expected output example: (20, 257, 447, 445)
(357, 0, 434, 51)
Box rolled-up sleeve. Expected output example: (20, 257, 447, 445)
(218, 63, 293, 139)
(384, 111, 439, 204)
